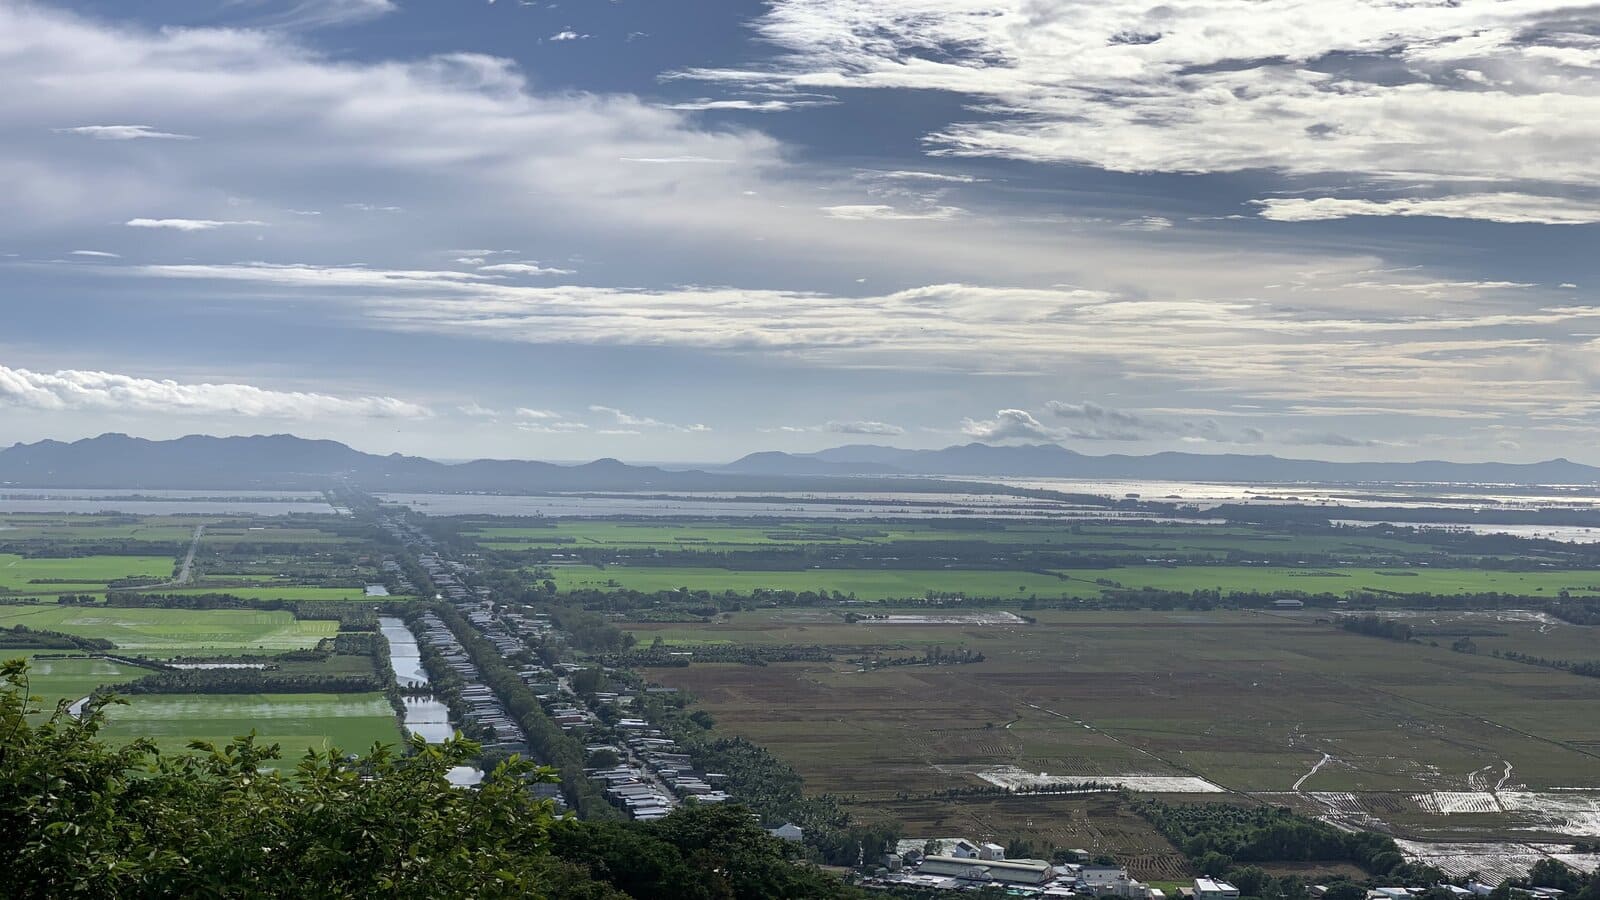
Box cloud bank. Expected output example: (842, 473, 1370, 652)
(0, 365, 430, 419)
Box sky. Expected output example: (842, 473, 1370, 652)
(3, 0, 1600, 464)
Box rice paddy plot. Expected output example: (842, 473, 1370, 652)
(0, 605, 336, 654)
(0, 553, 176, 594)
(1058, 565, 1600, 597)
(96, 693, 403, 765)
(551, 565, 1096, 599)
(550, 562, 1600, 600)
(153, 586, 401, 602)
(6, 651, 147, 709)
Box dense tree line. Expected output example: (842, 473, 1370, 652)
(0, 623, 114, 652)
(548, 607, 636, 653)
(608, 641, 836, 668)
(104, 592, 390, 629)
(0, 660, 858, 898)
(107, 669, 385, 695)
(665, 732, 897, 866)
(1133, 800, 1428, 880)
(1339, 614, 1415, 642)
(1547, 598, 1600, 626)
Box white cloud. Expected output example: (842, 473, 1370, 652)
(616, 156, 735, 164)
(125, 218, 266, 231)
(0, 2, 788, 243)
(1254, 194, 1600, 226)
(589, 404, 708, 433)
(1116, 216, 1174, 232)
(479, 262, 576, 276)
(515, 407, 559, 419)
(1045, 399, 1263, 443)
(518, 419, 589, 434)
(873, 170, 987, 184)
(663, 98, 826, 112)
(549, 30, 586, 41)
(682, 0, 1600, 223)
(827, 420, 904, 436)
(54, 125, 194, 141)
(0, 364, 429, 419)
(960, 409, 1053, 443)
(136, 263, 1600, 426)
(458, 402, 499, 418)
(217, 0, 397, 30)
(69, 249, 120, 258)
(821, 204, 962, 221)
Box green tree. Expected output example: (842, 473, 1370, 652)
(1322, 883, 1367, 900)
(0, 659, 862, 899)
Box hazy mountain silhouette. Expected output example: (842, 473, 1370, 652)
(3, 434, 1595, 492)
(723, 442, 1600, 484)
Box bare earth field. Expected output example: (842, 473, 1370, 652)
(633, 608, 1600, 864)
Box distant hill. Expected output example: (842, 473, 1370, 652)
(4, 433, 1595, 493)
(0, 433, 997, 494)
(722, 442, 1600, 485)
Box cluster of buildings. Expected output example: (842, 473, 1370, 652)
(586, 729, 734, 821)
(417, 551, 474, 603)
(377, 556, 415, 594)
(413, 611, 527, 755)
(568, 690, 732, 820)
(867, 842, 1175, 898)
(1378, 886, 1569, 900)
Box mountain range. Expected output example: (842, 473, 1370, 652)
(726, 442, 1600, 484)
(2, 433, 1597, 493)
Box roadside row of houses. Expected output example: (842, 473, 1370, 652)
(413, 610, 528, 755)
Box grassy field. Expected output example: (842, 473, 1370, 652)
(0, 514, 206, 543)
(553, 565, 1086, 598)
(551, 562, 1600, 599)
(199, 526, 345, 544)
(96, 693, 403, 765)
(7, 651, 148, 709)
(0, 553, 176, 594)
(0, 605, 337, 654)
(472, 520, 1445, 556)
(633, 609, 1600, 804)
(153, 586, 398, 602)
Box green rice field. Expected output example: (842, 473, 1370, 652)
(155, 586, 399, 602)
(471, 520, 1443, 556)
(7, 651, 147, 709)
(549, 563, 1600, 600)
(0, 553, 176, 594)
(0, 605, 337, 654)
(96, 693, 403, 764)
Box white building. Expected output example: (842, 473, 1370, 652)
(918, 856, 1055, 886)
(767, 823, 804, 842)
(1197, 878, 1242, 900)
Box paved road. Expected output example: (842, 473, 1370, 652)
(174, 524, 204, 584)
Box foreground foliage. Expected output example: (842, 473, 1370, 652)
(0, 659, 859, 898)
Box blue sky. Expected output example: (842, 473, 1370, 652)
(3, 0, 1600, 463)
